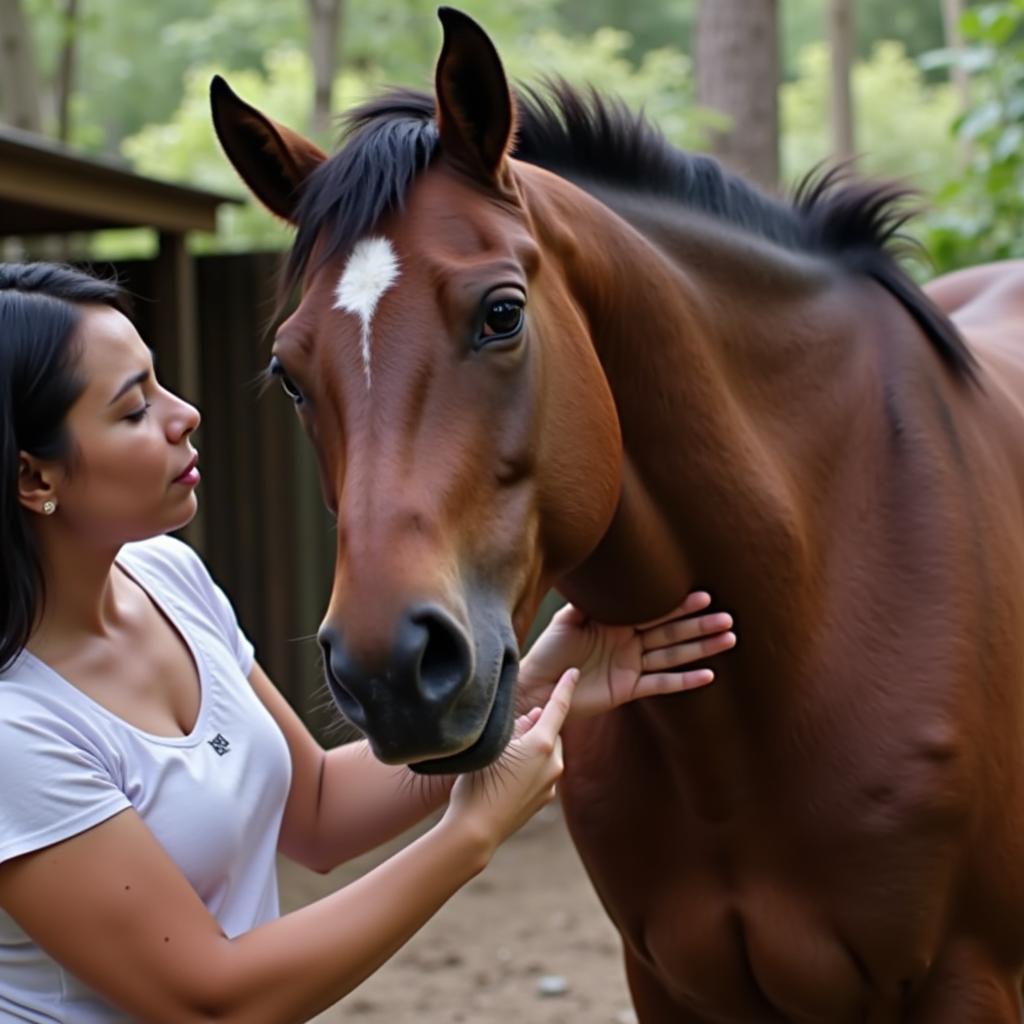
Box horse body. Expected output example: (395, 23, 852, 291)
(545, 176, 1024, 1019)
(212, 10, 1024, 1020)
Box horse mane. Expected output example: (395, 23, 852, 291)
(286, 81, 976, 379)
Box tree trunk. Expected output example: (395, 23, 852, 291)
(940, 0, 970, 166)
(55, 0, 80, 142)
(307, 0, 345, 137)
(695, 0, 780, 191)
(0, 0, 42, 132)
(829, 0, 856, 163)
(941, 0, 969, 112)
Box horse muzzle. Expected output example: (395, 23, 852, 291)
(319, 601, 520, 773)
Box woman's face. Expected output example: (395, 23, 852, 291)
(49, 304, 201, 545)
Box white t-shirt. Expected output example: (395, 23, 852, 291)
(0, 535, 293, 1022)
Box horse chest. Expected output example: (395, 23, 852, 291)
(560, 712, 966, 1022)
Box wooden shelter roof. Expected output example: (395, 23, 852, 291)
(0, 124, 239, 236)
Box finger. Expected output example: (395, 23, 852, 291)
(633, 591, 712, 630)
(631, 668, 716, 698)
(529, 668, 578, 743)
(551, 603, 587, 628)
(516, 704, 548, 737)
(642, 611, 734, 651)
(641, 631, 736, 672)
(512, 712, 533, 740)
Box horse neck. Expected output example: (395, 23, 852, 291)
(526, 172, 881, 644)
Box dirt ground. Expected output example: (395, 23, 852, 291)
(277, 800, 638, 1023)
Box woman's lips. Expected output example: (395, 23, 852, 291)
(173, 454, 200, 486)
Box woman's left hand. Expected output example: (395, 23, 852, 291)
(518, 592, 736, 720)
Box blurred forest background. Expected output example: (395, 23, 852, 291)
(1, 0, 1021, 274)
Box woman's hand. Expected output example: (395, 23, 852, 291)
(444, 670, 577, 857)
(518, 592, 735, 719)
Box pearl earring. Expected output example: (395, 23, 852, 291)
(42, 500, 57, 515)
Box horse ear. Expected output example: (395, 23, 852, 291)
(434, 8, 515, 180)
(210, 75, 327, 224)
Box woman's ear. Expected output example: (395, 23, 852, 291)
(18, 453, 58, 515)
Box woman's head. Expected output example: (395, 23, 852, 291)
(1, 263, 200, 670)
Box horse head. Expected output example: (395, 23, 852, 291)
(212, 9, 623, 772)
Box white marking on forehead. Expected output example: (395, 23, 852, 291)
(333, 236, 401, 389)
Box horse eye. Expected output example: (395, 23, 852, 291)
(269, 356, 302, 402)
(480, 299, 525, 341)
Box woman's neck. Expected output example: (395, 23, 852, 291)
(27, 529, 125, 659)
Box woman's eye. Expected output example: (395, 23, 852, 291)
(125, 403, 151, 423)
(480, 299, 525, 341)
(270, 356, 302, 402)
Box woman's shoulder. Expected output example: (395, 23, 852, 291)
(0, 660, 114, 763)
(118, 535, 252, 669)
(120, 532, 202, 571)
(118, 533, 212, 596)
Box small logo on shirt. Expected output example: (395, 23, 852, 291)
(208, 733, 231, 756)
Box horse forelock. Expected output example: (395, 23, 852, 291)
(284, 89, 438, 302)
(283, 79, 976, 380)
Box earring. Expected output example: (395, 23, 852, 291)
(41, 500, 57, 516)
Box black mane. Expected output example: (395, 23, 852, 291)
(286, 81, 976, 379)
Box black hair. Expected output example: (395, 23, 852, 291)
(0, 263, 130, 672)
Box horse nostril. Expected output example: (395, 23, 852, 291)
(318, 627, 369, 728)
(318, 609, 472, 722)
(410, 606, 472, 707)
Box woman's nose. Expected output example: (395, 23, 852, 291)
(166, 393, 201, 440)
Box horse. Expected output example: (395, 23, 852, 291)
(211, 8, 1024, 1021)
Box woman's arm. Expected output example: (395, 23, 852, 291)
(250, 663, 454, 873)
(0, 674, 574, 1024)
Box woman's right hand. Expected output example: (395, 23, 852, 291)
(0, 671, 574, 1024)
(442, 668, 578, 857)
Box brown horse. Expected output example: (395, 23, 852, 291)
(212, 9, 1024, 1021)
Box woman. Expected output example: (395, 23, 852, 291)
(0, 263, 735, 1023)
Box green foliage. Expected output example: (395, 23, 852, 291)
(121, 47, 380, 253)
(854, 0, 948, 66)
(782, 39, 960, 193)
(13, 0, 975, 262)
(502, 27, 711, 150)
(116, 23, 705, 254)
(335, 0, 567, 86)
(23, 0, 304, 150)
(781, 0, 951, 82)
(917, 1, 1024, 270)
(554, 0, 694, 63)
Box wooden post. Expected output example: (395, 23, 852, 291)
(0, 0, 42, 132)
(154, 230, 204, 552)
